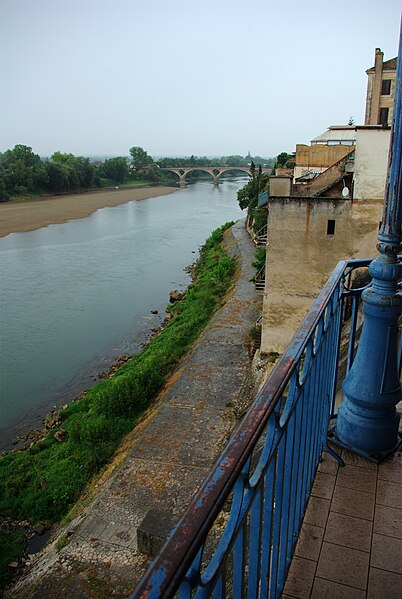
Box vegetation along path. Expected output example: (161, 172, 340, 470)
(9, 219, 260, 598)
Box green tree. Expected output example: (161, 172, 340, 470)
(129, 146, 153, 170)
(0, 145, 42, 195)
(101, 157, 129, 183)
(2, 144, 41, 168)
(276, 152, 291, 167)
(236, 162, 268, 214)
(0, 174, 10, 202)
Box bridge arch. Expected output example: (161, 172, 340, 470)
(182, 167, 216, 180)
(159, 165, 258, 184)
(217, 167, 252, 179)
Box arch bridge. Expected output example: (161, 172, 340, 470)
(159, 166, 270, 185)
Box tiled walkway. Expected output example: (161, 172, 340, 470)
(283, 446, 402, 599)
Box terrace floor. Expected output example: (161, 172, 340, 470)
(282, 415, 402, 599)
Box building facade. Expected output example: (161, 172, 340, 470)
(365, 48, 397, 126)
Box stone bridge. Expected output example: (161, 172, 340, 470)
(159, 166, 270, 184)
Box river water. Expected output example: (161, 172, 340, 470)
(0, 179, 245, 449)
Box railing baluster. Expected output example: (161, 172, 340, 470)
(269, 435, 286, 599)
(260, 459, 275, 598)
(277, 410, 296, 592)
(286, 389, 303, 564)
(346, 294, 359, 372)
(212, 569, 226, 599)
(178, 582, 192, 599)
(233, 522, 246, 598)
(247, 485, 263, 599)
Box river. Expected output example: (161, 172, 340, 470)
(0, 178, 246, 450)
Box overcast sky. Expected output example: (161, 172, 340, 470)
(0, 0, 400, 158)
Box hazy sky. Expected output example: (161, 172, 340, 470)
(0, 0, 400, 158)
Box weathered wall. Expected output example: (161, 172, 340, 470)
(293, 151, 354, 197)
(353, 128, 390, 200)
(295, 144, 353, 169)
(269, 176, 292, 197)
(261, 197, 383, 354)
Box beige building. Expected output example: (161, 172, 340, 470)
(365, 48, 397, 126)
(294, 131, 355, 182)
(260, 198, 383, 355)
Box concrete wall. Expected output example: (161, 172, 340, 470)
(295, 144, 353, 169)
(261, 197, 383, 355)
(269, 176, 292, 197)
(353, 128, 390, 200)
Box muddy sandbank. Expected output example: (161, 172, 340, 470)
(0, 186, 177, 237)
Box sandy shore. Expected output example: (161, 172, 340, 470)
(0, 186, 177, 237)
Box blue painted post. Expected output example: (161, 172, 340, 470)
(335, 30, 402, 458)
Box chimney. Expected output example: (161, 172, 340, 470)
(374, 48, 384, 72)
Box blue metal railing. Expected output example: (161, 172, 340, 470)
(131, 257, 399, 599)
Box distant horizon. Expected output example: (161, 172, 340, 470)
(2, 147, 277, 161)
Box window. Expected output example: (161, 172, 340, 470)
(379, 107, 389, 126)
(381, 79, 391, 95)
(327, 220, 335, 235)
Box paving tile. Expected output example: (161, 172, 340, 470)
(316, 542, 369, 590)
(311, 472, 336, 500)
(79, 517, 110, 539)
(376, 479, 402, 509)
(108, 524, 137, 548)
(304, 495, 330, 529)
(97, 521, 121, 542)
(378, 459, 402, 484)
(371, 533, 402, 574)
(283, 556, 317, 598)
(374, 505, 402, 539)
(311, 577, 366, 599)
(331, 485, 375, 520)
(294, 523, 324, 561)
(318, 454, 339, 476)
(367, 567, 402, 599)
(341, 449, 377, 470)
(336, 464, 377, 493)
(324, 511, 372, 552)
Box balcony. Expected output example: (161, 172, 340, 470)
(131, 258, 402, 598)
(283, 440, 402, 598)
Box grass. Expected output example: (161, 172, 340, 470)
(0, 222, 236, 527)
(0, 529, 25, 591)
(115, 179, 165, 188)
(8, 191, 42, 203)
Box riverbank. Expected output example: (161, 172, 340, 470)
(0, 222, 239, 593)
(4, 219, 261, 598)
(0, 186, 176, 237)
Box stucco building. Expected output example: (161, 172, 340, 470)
(260, 197, 383, 355)
(294, 126, 356, 182)
(365, 48, 397, 126)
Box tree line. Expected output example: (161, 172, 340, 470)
(0, 144, 278, 202)
(0, 145, 136, 202)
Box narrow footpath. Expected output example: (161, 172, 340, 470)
(10, 219, 260, 598)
